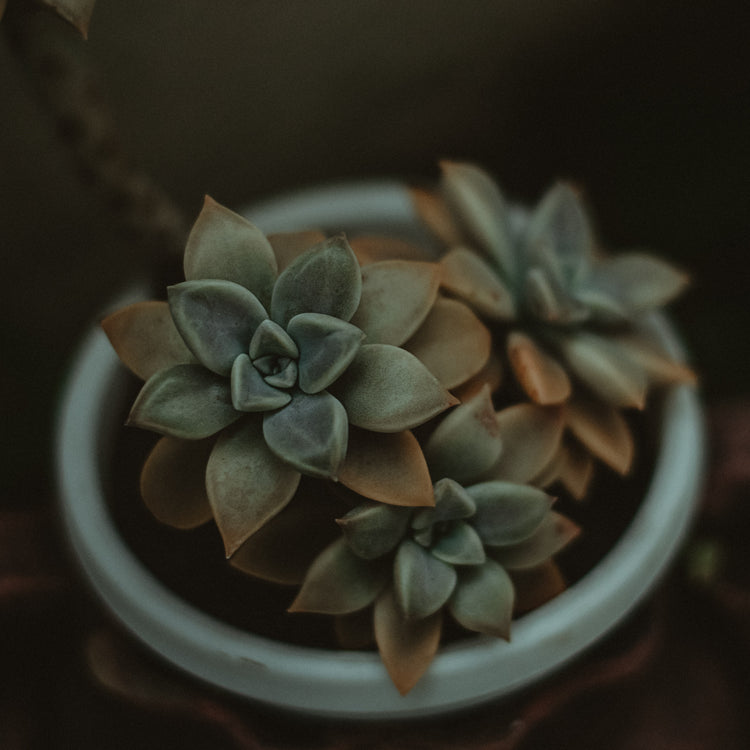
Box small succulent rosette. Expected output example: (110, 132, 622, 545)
(102, 196, 492, 558)
(289, 387, 580, 694)
(411, 162, 696, 495)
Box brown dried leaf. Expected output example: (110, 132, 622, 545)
(508, 331, 572, 405)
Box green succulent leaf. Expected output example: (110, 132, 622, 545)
(439, 246, 516, 320)
(350, 260, 441, 345)
(337, 428, 434, 508)
(412, 478, 475, 530)
(564, 397, 634, 475)
(466, 481, 554, 547)
(139, 436, 214, 529)
(127, 364, 239, 439)
(491, 511, 580, 570)
(184, 197, 278, 308)
(332, 344, 458, 432)
(423, 384, 502, 483)
(612, 332, 697, 387)
(267, 230, 327, 272)
(262, 390, 348, 479)
(430, 522, 486, 566)
(270, 235, 362, 327)
(262, 359, 298, 389)
(287, 313, 365, 394)
(337, 503, 410, 560)
(206, 419, 301, 556)
(524, 266, 587, 324)
(449, 559, 514, 639)
(230, 354, 291, 412)
(439, 161, 516, 281)
(248, 319, 299, 360)
(168, 280, 268, 376)
(507, 331, 571, 406)
(230, 484, 348, 585)
(393, 539, 457, 619)
(524, 182, 593, 285)
(483, 404, 564, 484)
(289, 538, 388, 615)
(374, 587, 443, 695)
(101, 301, 197, 382)
(584, 252, 689, 314)
(557, 331, 648, 409)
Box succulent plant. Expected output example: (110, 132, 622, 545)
(288, 387, 580, 694)
(411, 161, 696, 493)
(103, 196, 492, 557)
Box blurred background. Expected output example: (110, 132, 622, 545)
(1, 0, 750, 745)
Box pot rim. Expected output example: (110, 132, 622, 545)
(55, 180, 705, 719)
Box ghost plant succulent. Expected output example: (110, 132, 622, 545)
(101, 162, 692, 696)
(411, 162, 696, 496)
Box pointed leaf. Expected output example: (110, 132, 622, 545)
(128, 365, 239, 439)
(350, 260, 441, 345)
(439, 161, 516, 280)
(332, 344, 458, 432)
(452, 351, 503, 402)
(613, 332, 697, 387)
(184, 196, 277, 307)
(404, 297, 492, 390)
(423, 384, 502, 483)
(349, 235, 434, 265)
(492, 511, 580, 570)
(409, 185, 464, 248)
(286, 313, 364, 393)
(431, 522, 486, 566)
(168, 280, 268, 376)
(289, 538, 387, 614)
(374, 587, 443, 695)
(263, 391, 348, 479)
(429, 477, 476, 523)
(140, 437, 214, 529)
(558, 331, 648, 409)
(338, 503, 410, 560)
(248, 319, 298, 360)
(466, 481, 554, 546)
(394, 539, 457, 619)
(439, 246, 516, 320)
(270, 235, 361, 327)
(231, 483, 348, 585)
(102, 301, 197, 381)
(511, 561, 567, 615)
(564, 397, 634, 475)
(533, 438, 594, 501)
(524, 182, 593, 284)
(206, 419, 301, 556)
(507, 331, 571, 405)
(483, 404, 564, 484)
(338, 428, 434, 507)
(230, 354, 291, 412)
(449, 560, 514, 638)
(586, 252, 689, 314)
(268, 230, 326, 272)
(524, 266, 587, 324)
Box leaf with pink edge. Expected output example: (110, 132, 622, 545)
(140, 436, 214, 529)
(102, 301, 197, 381)
(374, 587, 443, 695)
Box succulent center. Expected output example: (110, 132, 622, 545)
(253, 353, 299, 390)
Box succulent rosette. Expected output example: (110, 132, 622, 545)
(411, 161, 696, 492)
(289, 386, 580, 694)
(103, 197, 493, 557)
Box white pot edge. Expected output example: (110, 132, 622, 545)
(55, 181, 706, 720)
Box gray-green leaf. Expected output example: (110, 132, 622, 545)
(337, 503, 410, 560)
(393, 539, 457, 619)
(449, 560, 514, 639)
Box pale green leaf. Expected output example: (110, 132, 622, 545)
(168, 280, 268, 376)
(230, 354, 291, 412)
(127, 365, 239, 439)
(430, 522, 486, 566)
(393, 540, 457, 619)
(206, 419, 301, 556)
(449, 560, 514, 638)
(184, 196, 277, 308)
(338, 503, 410, 560)
(332, 344, 458, 432)
(248, 319, 298, 360)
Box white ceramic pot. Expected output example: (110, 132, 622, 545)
(56, 181, 705, 720)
